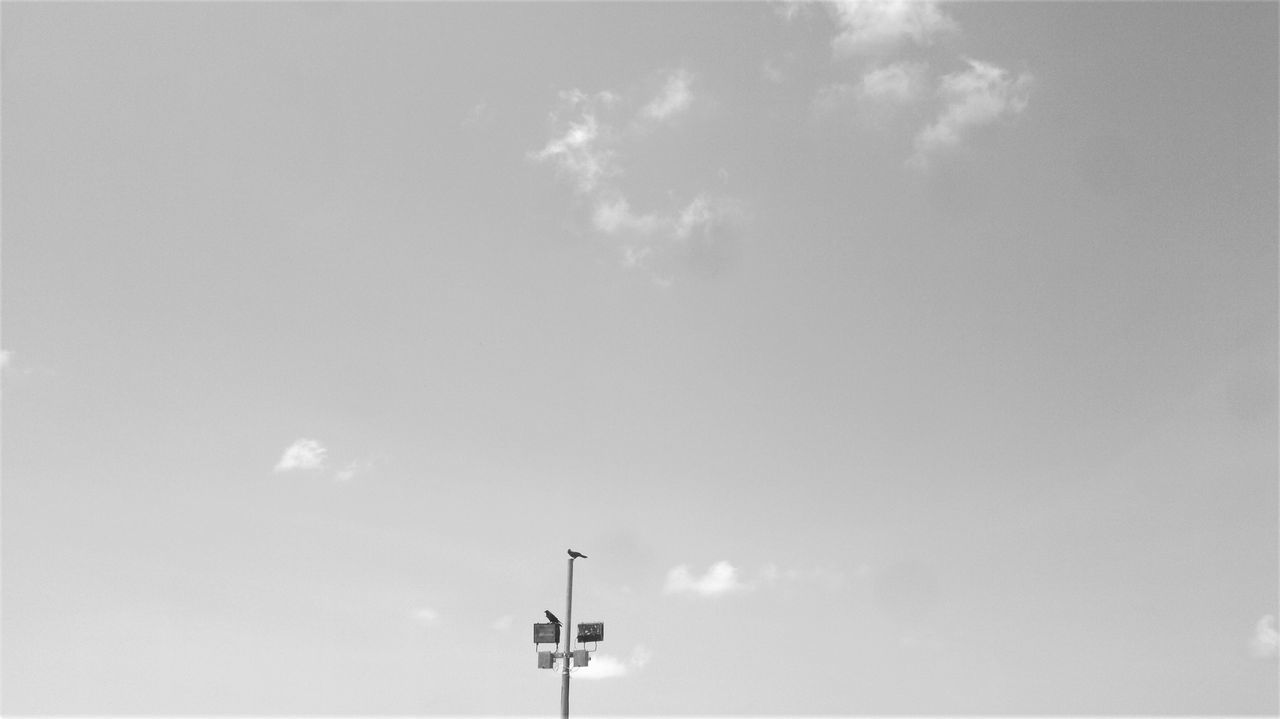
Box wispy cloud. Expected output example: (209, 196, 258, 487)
(0, 349, 55, 381)
(335, 457, 378, 482)
(411, 607, 440, 626)
(756, 563, 848, 590)
(664, 561, 748, 597)
(858, 61, 927, 105)
(531, 72, 744, 283)
(530, 90, 620, 194)
(592, 195, 664, 237)
(772, 0, 812, 23)
(801, 2, 1033, 167)
(830, 0, 957, 58)
(674, 194, 733, 240)
(911, 59, 1033, 168)
(463, 101, 495, 128)
(574, 645, 653, 680)
(274, 438, 328, 472)
(1251, 614, 1279, 659)
(642, 69, 694, 123)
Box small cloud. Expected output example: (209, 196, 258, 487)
(491, 615, 514, 631)
(830, 0, 957, 58)
(642, 69, 694, 123)
(530, 89, 620, 194)
(1251, 614, 1279, 659)
(762, 59, 787, 85)
(575, 645, 652, 680)
(411, 607, 440, 626)
(531, 75, 748, 283)
(593, 195, 663, 236)
(673, 194, 741, 241)
(771, 0, 811, 23)
(574, 653, 629, 680)
(463, 101, 495, 128)
(664, 561, 747, 597)
(756, 563, 849, 591)
(274, 439, 328, 472)
(0, 349, 54, 380)
(335, 457, 378, 482)
(911, 58, 1033, 168)
(858, 61, 927, 105)
(629, 644, 653, 668)
(812, 82, 858, 118)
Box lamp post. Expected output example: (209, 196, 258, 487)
(560, 553, 576, 719)
(533, 550, 601, 719)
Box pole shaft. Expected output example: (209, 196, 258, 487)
(561, 557, 574, 719)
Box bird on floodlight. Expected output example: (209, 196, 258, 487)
(545, 610, 562, 626)
(568, 549, 587, 559)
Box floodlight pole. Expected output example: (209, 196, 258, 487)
(560, 554, 576, 719)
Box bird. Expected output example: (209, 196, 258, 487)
(544, 610, 561, 626)
(568, 549, 588, 559)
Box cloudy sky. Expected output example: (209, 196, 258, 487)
(2, 1, 1276, 715)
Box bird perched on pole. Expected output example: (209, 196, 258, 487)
(545, 610, 562, 626)
(568, 549, 587, 559)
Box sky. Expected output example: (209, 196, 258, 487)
(1, 1, 1277, 715)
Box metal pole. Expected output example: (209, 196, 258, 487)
(560, 555, 575, 719)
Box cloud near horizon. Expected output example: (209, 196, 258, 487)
(274, 438, 328, 472)
(574, 645, 653, 680)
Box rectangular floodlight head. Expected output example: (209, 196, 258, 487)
(577, 622, 604, 643)
(534, 623, 560, 645)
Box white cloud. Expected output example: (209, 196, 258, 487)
(772, 0, 811, 23)
(463, 101, 494, 128)
(911, 59, 1033, 168)
(674, 194, 740, 240)
(858, 61, 927, 105)
(411, 607, 440, 626)
(574, 645, 653, 680)
(530, 89, 620, 194)
(664, 560, 747, 597)
(642, 69, 694, 122)
(1251, 614, 1279, 659)
(831, 0, 957, 58)
(762, 59, 787, 85)
(335, 457, 378, 482)
(756, 563, 848, 589)
(491, 615, 514, 631)
(593, 196, 663, 236)
(531, 74, 746, 282)
(574, 653, 629, 680)
(274, 438, 328, 472)
(812, 82, 858, 118)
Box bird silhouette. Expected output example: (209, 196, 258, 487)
(545, 610, 561, 626)
(568, 549, 588, 559)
